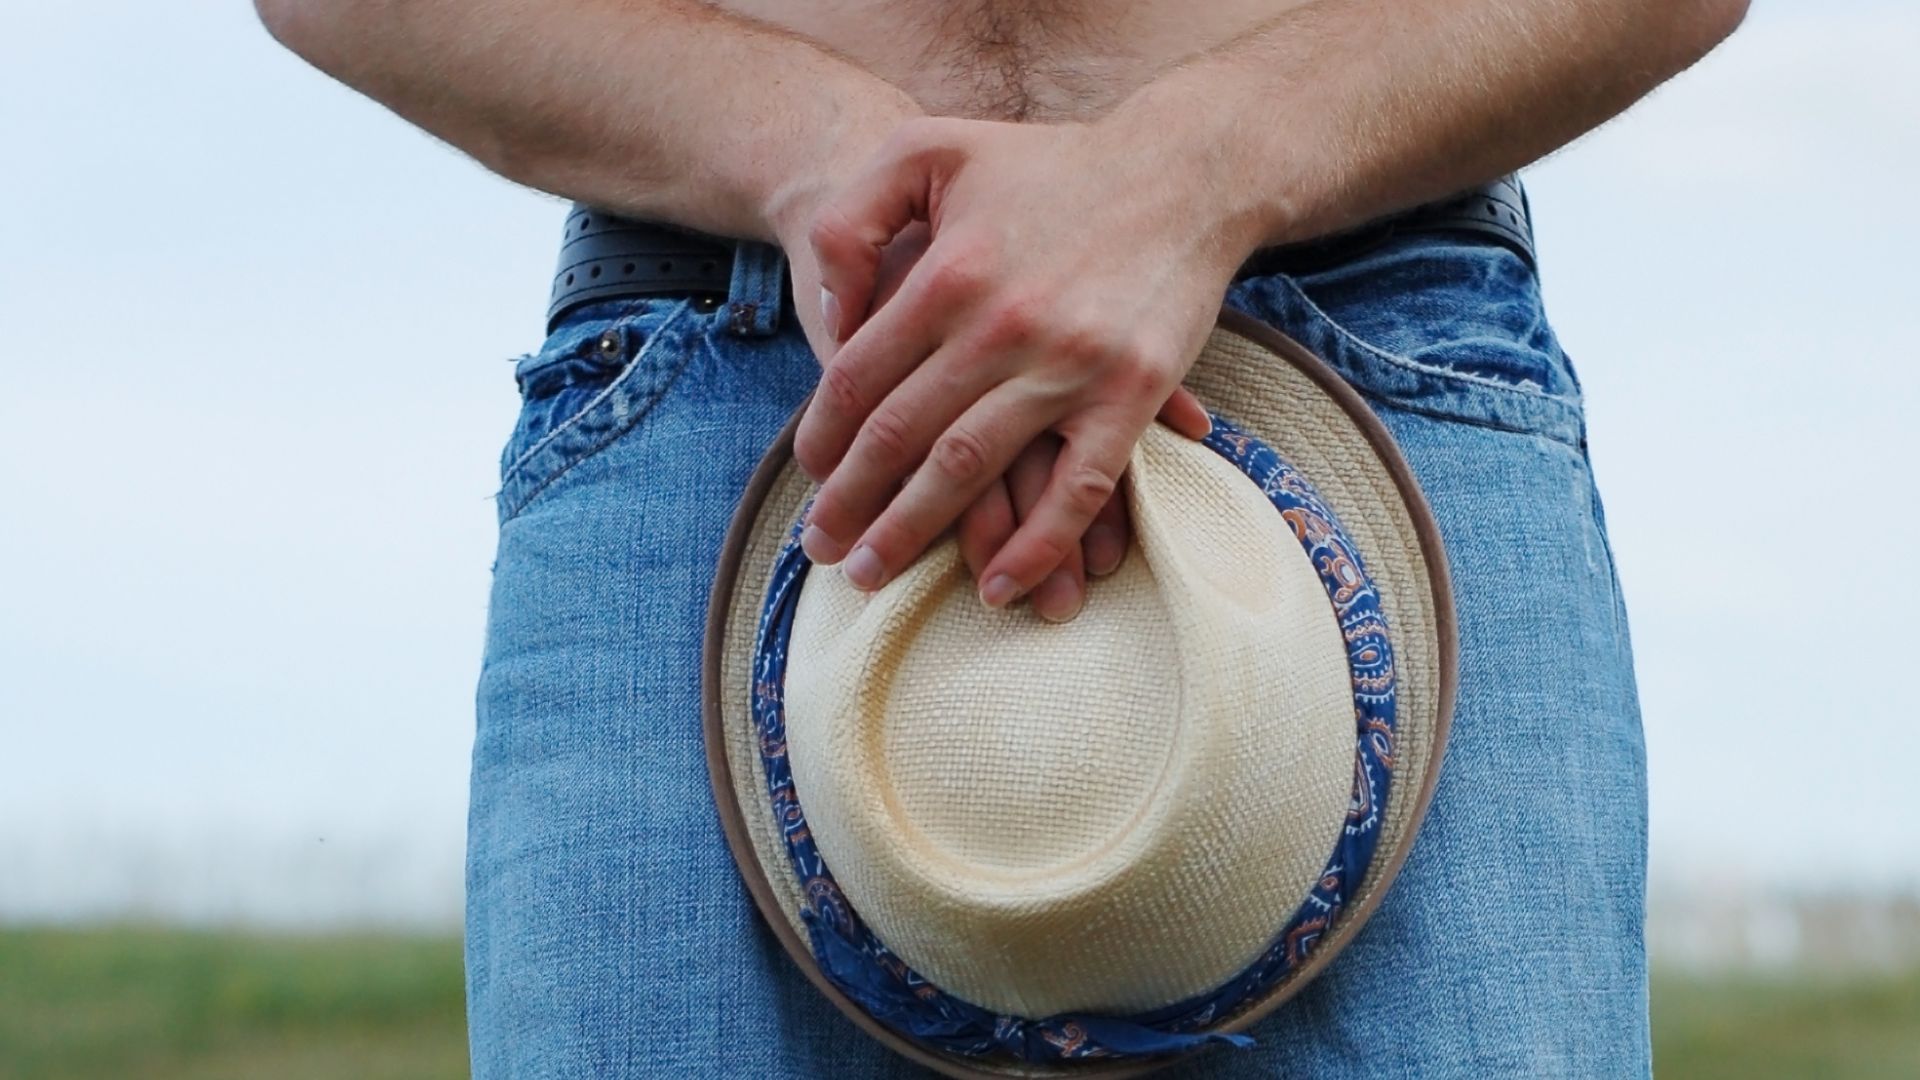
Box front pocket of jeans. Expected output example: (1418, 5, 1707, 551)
(1227, 234, 1588, 444)
(497, 299, 698, 522)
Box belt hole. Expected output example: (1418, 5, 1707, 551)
(622, 262, 636, 275)
(701, 260, 717, 275)
(564, 272, 575, 286)
(589, 266, 602, 279)
(659, 260, 675, 273)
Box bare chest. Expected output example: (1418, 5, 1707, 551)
(713, 0, 1302, 121)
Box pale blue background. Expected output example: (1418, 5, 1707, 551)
(1, 1, 1913, 926)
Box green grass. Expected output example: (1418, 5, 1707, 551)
(1652, 967, 1920, 1079)
(2, 926, 1916, 1078)
(0, 926, 467, 1080)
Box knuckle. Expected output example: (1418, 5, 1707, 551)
(923, 251, 989, 305)
(819, 361, 868, 417)
(981, 294, 1044, 348)
(1059, 462, 1119, 517)
(1113, 351, 1171, 400)
(1051, 323, 1119, 370)
(860, 407, 916, 463)
(1018, 534, 1078, 579)
(807, 202, 860, 257)
(929, 427, 992, 485)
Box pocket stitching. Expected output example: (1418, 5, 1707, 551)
(498, 304, 700, 521)
(500, 302, 693, 484)
(1278, 274, 1578, 406)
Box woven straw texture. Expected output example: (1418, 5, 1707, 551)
(712, 318, 1447, 1076)
(783, 423, 1354, 1016)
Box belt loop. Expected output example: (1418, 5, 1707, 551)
(723, 241, 788, 339)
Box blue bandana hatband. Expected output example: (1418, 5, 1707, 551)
(748, 415, 1398, 1064)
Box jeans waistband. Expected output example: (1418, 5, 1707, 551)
(547, 175, 1532, 335)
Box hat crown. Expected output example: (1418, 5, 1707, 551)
(783, 424, 1357, 1017)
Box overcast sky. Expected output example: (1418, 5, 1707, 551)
(1, 2, 1914, 926)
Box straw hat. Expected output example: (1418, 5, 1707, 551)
(703, 309, 1456, 1077)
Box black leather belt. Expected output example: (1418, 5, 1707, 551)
(1232, 174, 1534, 280)
(548, 175, 1533, 331)
(548, 211, 736, 329)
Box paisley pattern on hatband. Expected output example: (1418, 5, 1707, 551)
(748, 414, 1397, 1062)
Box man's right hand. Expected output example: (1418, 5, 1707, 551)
(774, 173, 1211, 625)
(786, 222, 1119, 623)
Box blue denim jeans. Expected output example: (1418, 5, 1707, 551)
(468, 211, 1649, 1077)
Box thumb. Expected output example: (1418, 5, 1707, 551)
(1156, 386, 1212, 441)
(809, 119, 961, 342)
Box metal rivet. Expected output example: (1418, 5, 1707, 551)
(596, 330, 621, 357)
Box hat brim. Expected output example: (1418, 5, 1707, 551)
(702, 308, 1458, 1078)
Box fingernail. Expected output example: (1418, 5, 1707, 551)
(980, 574, 1021, 610)
(1084, 525, 1124, 577)
(843, 545, 885, 591)
(820, 288, 842, 342)
(1033, 570, 1083, 624)
(802, 524, 845, 564)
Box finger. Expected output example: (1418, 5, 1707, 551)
(1003, 437, 1087, 623)
(792, 312, 940, 486)
(957, 479, 1017, 584)
(1082, 483, 1130, 578)
(792, 231, 995, 484)
(801, 334, 1006, 566)
(869, 222, 933, 312)
(1004, 432, 1059, 517)
(1156, 386, 1212, 441)
(1029, 532, 1086, 623)
(809, 119, 963, 343)
(979, 408, 1141, 607)
(834, 384, 1057, 592)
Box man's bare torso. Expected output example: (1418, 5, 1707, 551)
(718, 0, 1310, 121)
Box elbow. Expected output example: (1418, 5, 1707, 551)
(254, 0, 305, 51)
(254, 0, 356, 73)
(1694, 0, 1752, 48)
(1667, 0, 1752, 69)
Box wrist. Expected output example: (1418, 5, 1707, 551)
(1100, 80, 1305, 261)
(760, 88, 922, 247)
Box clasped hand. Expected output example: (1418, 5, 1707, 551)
(777, 115, 1259, 622)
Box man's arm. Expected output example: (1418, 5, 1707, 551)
(794, 0, 1748, 610)
(1117, 0, 1752, 249)
(253, 0, 916, 244)
(255, 0, 1164, 623)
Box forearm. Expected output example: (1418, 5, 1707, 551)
(1113, 0, 1749, 252)
(255, 0, 917, 240)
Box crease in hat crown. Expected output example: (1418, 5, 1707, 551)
(708, 314, 1458, 1077)
(781, 423, 1358, 1018)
